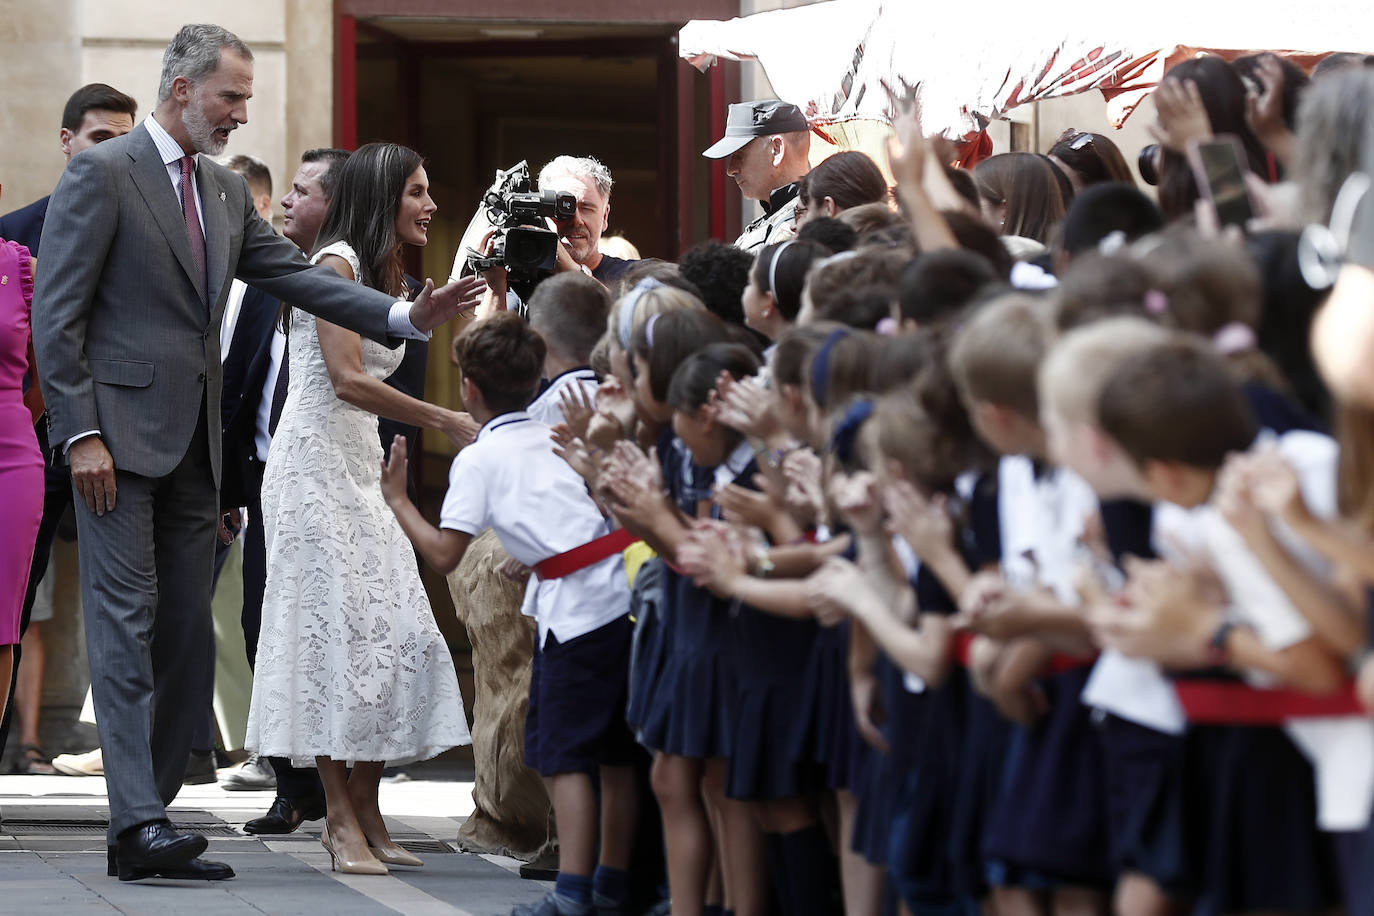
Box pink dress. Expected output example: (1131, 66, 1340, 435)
(0, 239, 42, 645)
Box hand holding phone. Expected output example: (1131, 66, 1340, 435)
(1187, 135, 1258, 229)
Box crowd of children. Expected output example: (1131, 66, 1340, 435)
(386, 58, 1374, 916)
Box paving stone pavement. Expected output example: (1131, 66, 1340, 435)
(0, 765, 550, 915)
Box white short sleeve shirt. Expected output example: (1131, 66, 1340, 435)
(440, 411, 628, 647)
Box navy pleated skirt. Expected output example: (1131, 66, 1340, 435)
(981, 667, 1113, 889)
(633, 564, 738, 760)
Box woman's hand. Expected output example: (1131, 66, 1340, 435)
(1148, 78, 1213, 154)
(439, 411, 480, 450)
(380, 434, 410, 508)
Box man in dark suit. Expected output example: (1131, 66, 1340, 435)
(0, 82, 138, 774)
(0, 83, 138, 255)
(32, 24, 483, 882)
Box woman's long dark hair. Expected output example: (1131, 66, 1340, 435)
(1156, 57, 1270, 221)
(312, 142, 423, 297)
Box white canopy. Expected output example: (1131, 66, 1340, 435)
(679, 0, 1373, 138)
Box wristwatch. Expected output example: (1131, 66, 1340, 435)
(1205, 619, 1237, 668)
(752, 546, 776, 579)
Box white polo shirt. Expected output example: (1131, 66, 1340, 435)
(526, 368, 598, 428)
(1153, 430, 1374, 832)
(439, 411, 628, 648)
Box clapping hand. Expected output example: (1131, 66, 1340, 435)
(782, 448, 825, 527)
(551, 422, 602, 488)
(830, 470, 885, 537)
(1089, 556, 1221, 668)
(713, 372, 780, 441)
(678, 519, 751, 597)
(883, 479, 954, 558)
(1245, 54, 1293, 161)
(1241, 443, 1306, 520)
(558, 383, 597, 441)
(380, 434, 410, 508)
(408, 274, 487, 332)
(807, 556, 875, 626)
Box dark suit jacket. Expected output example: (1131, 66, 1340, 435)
(0, 195, 49, 255)
(218, 284, 280, 508)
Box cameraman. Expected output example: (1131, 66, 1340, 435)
(476, 155, 635, 317)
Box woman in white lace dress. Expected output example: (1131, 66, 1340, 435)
(245, 143, 474, 875)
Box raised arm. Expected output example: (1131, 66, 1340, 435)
(312, 255, 478, 449)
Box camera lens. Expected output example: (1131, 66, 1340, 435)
(1138, 144, 1160, 186)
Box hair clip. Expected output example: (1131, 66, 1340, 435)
(644, 312, 662, 349)
(1097, 230, 1128, 255)
(1212, 322, 1257, 356)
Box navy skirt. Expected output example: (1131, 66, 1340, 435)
(1096, 714, 1194, 897)
(850, 655, 924, 865)
(634, 566, 738, 760)
(890, 667, 969, 909)
(981, 667, 1113, 889)
(810, 623, 861, 791)
(1186, 724, 1341, 915)
(725, 606, 826, 801)
(626, 558, 669, 739)
(948, 691, 1014, 899)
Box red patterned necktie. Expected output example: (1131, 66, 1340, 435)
(178, 155, 208, 301)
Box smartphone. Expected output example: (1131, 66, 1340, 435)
(1187, 135, 1257, 229)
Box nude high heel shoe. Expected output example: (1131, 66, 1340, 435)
(368, 843, 423, 868)
(320, 824, 388, 875)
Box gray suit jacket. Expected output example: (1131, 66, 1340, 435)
(33, 122, 401, 484)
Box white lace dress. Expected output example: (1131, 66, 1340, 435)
(245, 240, 471, 766)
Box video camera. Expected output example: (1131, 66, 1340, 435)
(464, 161, 576, 296)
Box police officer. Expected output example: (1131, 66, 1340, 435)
(703, 99, 812, 253)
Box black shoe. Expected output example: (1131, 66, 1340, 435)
(242, 795, 326, 835)
(109, 845, 234, 881)
(183, 750, 217, 785)
(113, 821, 208, 879)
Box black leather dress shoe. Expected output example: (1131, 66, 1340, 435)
(109, 845, 234, 881)
(242, 795, 326, 835)
(112, 821, 208, 879)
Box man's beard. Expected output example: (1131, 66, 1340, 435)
(182, 101, 228, 156)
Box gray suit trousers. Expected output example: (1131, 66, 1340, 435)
(73, 405, 217, 842)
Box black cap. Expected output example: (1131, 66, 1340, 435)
(702, 99, 809, 159)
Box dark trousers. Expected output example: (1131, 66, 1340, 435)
(218, 456, 322, 801)
(74, 407, 219, 842)
(0, 424, 72, 758)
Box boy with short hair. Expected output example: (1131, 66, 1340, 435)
(385, 313, 638, 916)
(1094, 336, 1370, 913)
(525, 273, 609, 426)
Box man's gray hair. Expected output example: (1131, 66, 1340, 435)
(1294, 68, 1374, 224)
(158, 24, 253, 103)
(539, 155, 613, 201)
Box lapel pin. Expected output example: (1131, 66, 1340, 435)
(219, 191, 226, 201)
(1, 276, 7, 285)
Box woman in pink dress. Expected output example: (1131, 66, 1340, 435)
(0, 196, 45, 724)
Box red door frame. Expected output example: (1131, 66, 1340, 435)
(332, 0, 742, 251)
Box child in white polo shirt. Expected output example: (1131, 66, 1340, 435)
(382, 313, 637, 916)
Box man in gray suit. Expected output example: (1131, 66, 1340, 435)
(31, 24, 484, 882)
